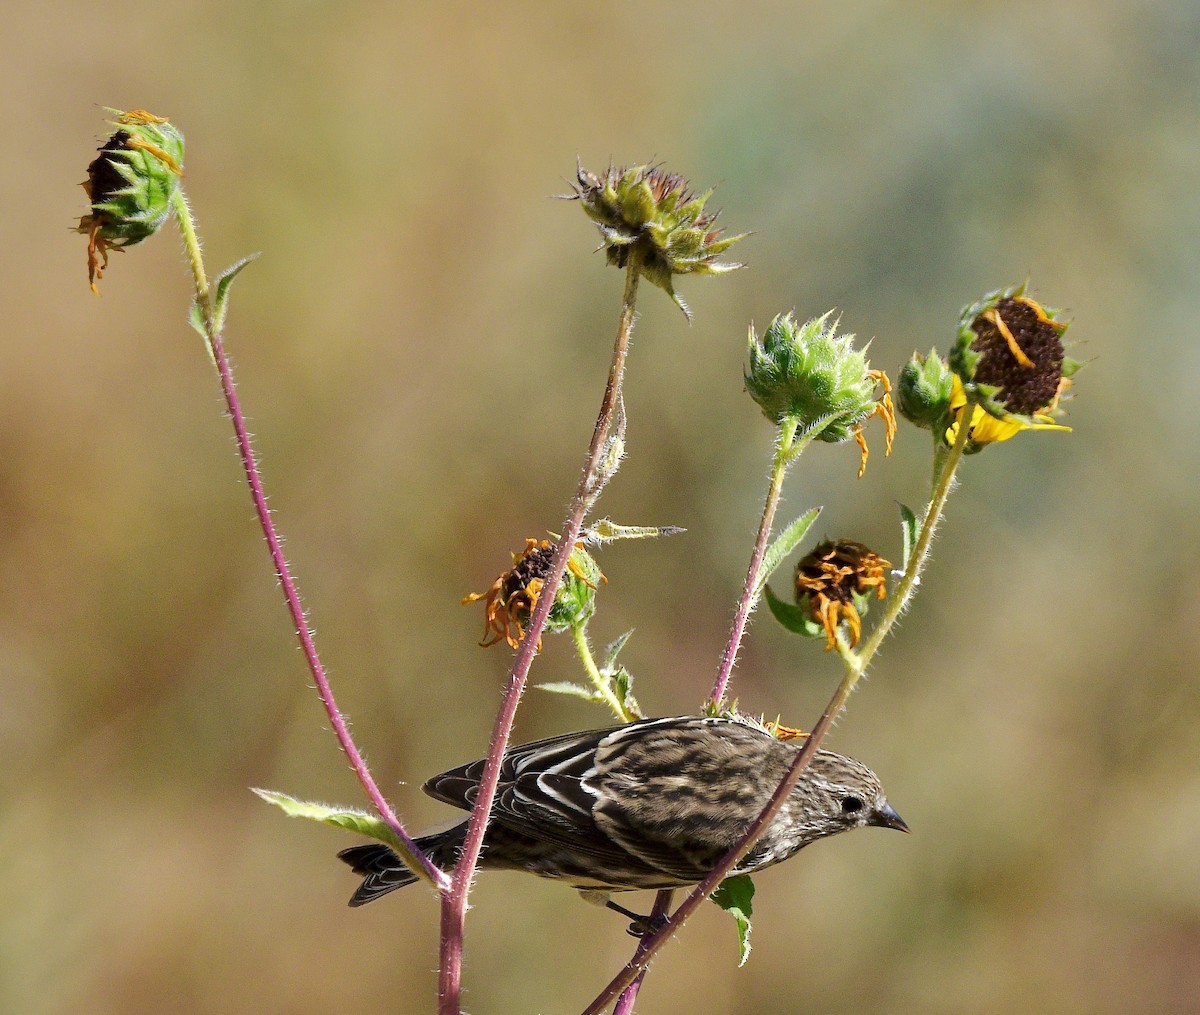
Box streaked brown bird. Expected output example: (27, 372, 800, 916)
(339, 715, 907, 911)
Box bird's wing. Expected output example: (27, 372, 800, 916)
(590, 716, 789, 881)
(423, 718, 725, 875)
(421, 724, 617, 811)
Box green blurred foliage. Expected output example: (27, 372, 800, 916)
(4, 2, 1199, 1012)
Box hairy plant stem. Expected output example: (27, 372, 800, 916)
(612, 889, 675, 1015)
(438, 261, 642, 1015)
(583, 419, 972, 1013)
(167, 190, 445, 888)
(572, 622, 638, 722)
(709, 418, 804, 707)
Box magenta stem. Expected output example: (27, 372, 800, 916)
(708, 421, 798, 706)
(437, 264, 641, 1015)
(206, 321, 445, 889)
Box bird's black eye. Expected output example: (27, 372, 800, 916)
(840, 795, 864, 814)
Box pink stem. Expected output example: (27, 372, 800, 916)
(437, 265, 640, 1014)
(708, 437, 791, 706)
(207, 324, 445, 889)
(612, 890, 675, 1015)
(582, 696, 845, 1015)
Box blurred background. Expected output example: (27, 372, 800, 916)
(4, 2, 1198, 1012)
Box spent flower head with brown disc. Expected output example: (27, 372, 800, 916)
(745, 311, 896, 476)
(793, 540, 891, 650)
(569, 161, 746, 316)
(76, 109, 185, 293)
(944, 284, 1077, 453)
(462, 538, 604, 650)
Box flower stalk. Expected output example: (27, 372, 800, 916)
(165, 189, 445, 887)
(584, 374, 972, 1013)
(437, 258, 642, 1015)
(709, 417, 804, 707)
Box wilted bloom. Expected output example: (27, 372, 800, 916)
(746, 312, 896, 476)
(947, 285, 1075, 452)
(570, 162, 745, 314)
(77, 109, 185, 292)
(794, 540, 890, 650)
(762, 716, 808, 741)
(463, 538, 604, 649)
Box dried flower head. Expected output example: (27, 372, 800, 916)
(947, 285, 1075, 452)
(746, 312, 896, 476)
(76, 109, 185, 293)
(794, 540, 890, 650)
(462, 539, 604, 649)
(570, 161, 745, 315)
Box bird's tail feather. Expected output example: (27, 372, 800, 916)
(337, 827, 463, 907)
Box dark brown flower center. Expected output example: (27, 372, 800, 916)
(503, 543, 555, 599)
(971, 298, 1065, 415)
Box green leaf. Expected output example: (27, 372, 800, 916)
(611, 665, 643, 720)
(603, 629, 635, 670)
(898, 502, 918, 568)
(764, 583, 825, 639)
(189, 252, 260, 346)
(536, 680, 601, 701)
(252, 788, 406, 852)
(712, 874, 756, 967)
(754, 507, 822, 597)
(212, 253, 260, 332)
(587, 519, 686, 543)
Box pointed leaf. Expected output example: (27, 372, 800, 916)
(212, 253, 260, 332)
(898, 502, 919, 569)
(603, 629, 635, 670)
(612, 665, 643, 720)
(712, 874, 756, 967)
(188, 253, 259, 364)
(754, 507, 822, 597)
(252, 788, 406, 851)
(764, 583, 825, 639)
(587, 519, 686, 543)
(536, 681, 601, 701)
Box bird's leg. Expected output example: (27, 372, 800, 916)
(576, 889, 668, 937)
(605, 899, 667, 938)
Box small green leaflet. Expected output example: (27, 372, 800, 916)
(188, 253, 260, 356)
(536, 680, 601, 701)
(754, 507, 822, 598)
(898, 502, 919, 569)
(764, 582, 825, 639)
(252, 788, 403, 849)
(603, 629, 635, 670)
(712, 874, 756, 967)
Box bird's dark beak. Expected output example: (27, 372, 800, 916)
(871, 803, 910, 833)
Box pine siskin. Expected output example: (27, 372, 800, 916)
(338, 715, 907, 908)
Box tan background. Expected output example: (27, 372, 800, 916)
(4, 2, 1197, 1012)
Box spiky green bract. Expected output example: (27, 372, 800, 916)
(571, 161, 745, 315)
(79, 111, 185, 249)
(745, 311, 879, 442)
(547, 545, 604, 635)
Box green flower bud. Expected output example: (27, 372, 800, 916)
(746, 311, 896, 474)
(897, 348, 954, 431)
(77, 109, 185, 292)
(462, 539, 604, 650)
(570, 162, 745, 316)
